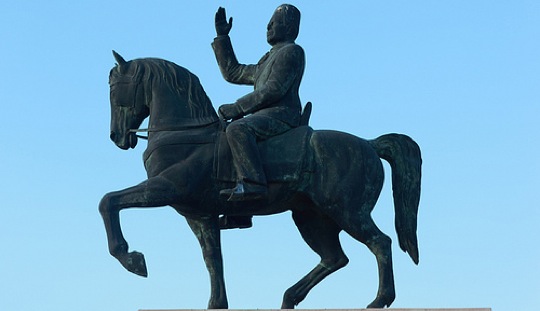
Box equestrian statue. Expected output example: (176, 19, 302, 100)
(99, 4, 422, 309)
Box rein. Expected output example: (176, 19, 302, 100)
(129, 119, 220, 140)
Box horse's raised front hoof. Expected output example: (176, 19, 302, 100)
(119, 251, 148, 277)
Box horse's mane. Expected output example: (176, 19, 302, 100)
(112, 58, 218, 121)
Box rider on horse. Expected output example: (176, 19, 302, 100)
(212, 4, 305, 211)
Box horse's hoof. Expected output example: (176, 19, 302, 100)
(366, 293, 395, 309)
(366, 300, 385, 308)
(281, 302, 295, 309)
(281, 294, 297, 309)
(207, 301, 228, 309)
(120, 251, 148, 277)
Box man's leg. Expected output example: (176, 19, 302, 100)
(220, 115, 291, 201)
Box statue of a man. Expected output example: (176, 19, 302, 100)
(212, 4, 305, 204)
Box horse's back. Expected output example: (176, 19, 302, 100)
(310, 130, 383, 172)
(307, 129, 384, 207)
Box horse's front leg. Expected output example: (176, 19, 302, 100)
(186, 215, 228, 309)
(99, 176, 181, 277)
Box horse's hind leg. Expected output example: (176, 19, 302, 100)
(281, 209, 349, 309)
(340, 209, 396, 308)
(99, 176, 181, 277)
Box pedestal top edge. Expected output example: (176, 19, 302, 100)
(139, 309, 492, 311)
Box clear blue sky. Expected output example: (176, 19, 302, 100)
(1, 1, 539, 310)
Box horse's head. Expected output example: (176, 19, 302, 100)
(108, 51, 219, 149)
(108, 51, 150, 150)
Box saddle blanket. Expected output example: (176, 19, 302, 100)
(214, 126, 313, 182)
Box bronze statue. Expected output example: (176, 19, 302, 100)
(99, 5, 422, 309)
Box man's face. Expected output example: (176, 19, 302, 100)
(267, 10, 288, 46)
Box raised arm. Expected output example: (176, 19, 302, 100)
(212, 7, 256, 85)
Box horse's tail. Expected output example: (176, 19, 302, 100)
(369, 134, 422, 264)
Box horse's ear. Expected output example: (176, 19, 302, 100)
(112, 50, 127, 66)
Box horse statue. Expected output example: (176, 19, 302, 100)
(99, 51, 422, 309)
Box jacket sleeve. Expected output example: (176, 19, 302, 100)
(211, 35, 256, 85)
(236, 44, 305, 114)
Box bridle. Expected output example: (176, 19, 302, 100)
(128, 118, 221, 140)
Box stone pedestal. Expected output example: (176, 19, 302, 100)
(140, 309, 491, 311)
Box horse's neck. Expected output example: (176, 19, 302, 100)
(148, 93, 195, 128)
(150, 110, 218, 131)
(147, 83, 217, 130)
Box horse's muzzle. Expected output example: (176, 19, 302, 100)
(110, 131, 137, 150)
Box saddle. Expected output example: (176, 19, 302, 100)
(213, 125, 313, 183)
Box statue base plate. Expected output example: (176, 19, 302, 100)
(140, 309, 491, 311)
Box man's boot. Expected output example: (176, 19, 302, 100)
(220, 181, 267, 201)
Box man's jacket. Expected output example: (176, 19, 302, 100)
(212, 35, 305, 127)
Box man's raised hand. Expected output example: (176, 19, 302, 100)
(215, 7, 233, 36)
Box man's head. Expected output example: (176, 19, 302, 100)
(267, 4, 301, 46)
